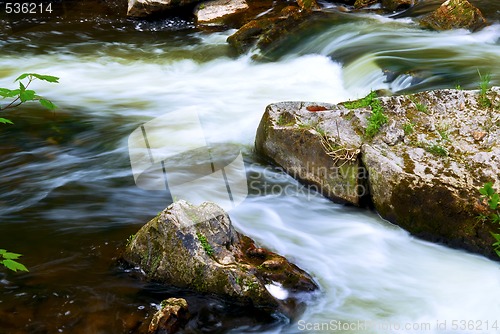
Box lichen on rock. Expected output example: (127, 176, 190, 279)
(122, 200, 318, 316)
(255, 88, 500, 258)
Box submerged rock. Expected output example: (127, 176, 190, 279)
(420, 0, 487, 31)
(123, 200, 317, 316)
(255, 88, 500, 258)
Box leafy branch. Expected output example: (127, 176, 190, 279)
(0, 73, 59, 124)
(0, 249, 28, 272)
(0, 72, 59, 272)
(478, 182, 500, 257)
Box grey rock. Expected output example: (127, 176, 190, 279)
(255, 88, 500, 258)
(123, 200, 318, 315)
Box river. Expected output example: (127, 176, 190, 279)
(1, 2, 500, 333)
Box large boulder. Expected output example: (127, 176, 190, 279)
(123, 200, 318, 315)
(255, 88, 500, 258)
(420, 0, 487, 31)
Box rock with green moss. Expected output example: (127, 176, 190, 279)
(419, 0, 487, 31)
(123, 200, 317, 315)
(227, 8, 332, 54)
(255, 88, 500, 258)
(148, 298, 190, 334)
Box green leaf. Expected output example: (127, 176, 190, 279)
(20, 89, 36, 103)
(0, 88, 20, 98)
(489, 193, 499, 210)
(0, 118, 13, 124)
(30, 73, 59, 83)
(479, 182, 495, 197)
(1, 259, 28, 272)
(1, 251, 22, 260)
(492, 213, 500, 224)
(39, 99, 57, 110)
(19, 82, 26, 93)
(496, 249, 500, 258)
(491, 232, 500, 242)
(15, 73, 59, 84)
(14, 73, 31, 82)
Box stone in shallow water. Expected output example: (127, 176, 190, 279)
(122, 200, 318, 317)
(420, 0, 487, 31)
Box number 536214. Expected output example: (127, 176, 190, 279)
(5, 3, 53, 14)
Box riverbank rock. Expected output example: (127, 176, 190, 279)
(255, 88, 500, 258)
(123, 200, 318, 315)
(128, 0, 199, 17)
(148, 298, 190, 334)
(195, 0, 249, 25)
(420, 0, 487, 31)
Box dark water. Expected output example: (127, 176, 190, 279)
(1, 2, 500, 333)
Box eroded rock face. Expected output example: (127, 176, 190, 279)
(420, 0, 487, 31)
(255, 88, 500, 258)
(123, 200, 317, 315)
(255, 101, 367, 205)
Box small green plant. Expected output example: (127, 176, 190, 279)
(314, 124, 326, 136)
(197, 233, 214, 256)
(416, 102, 428, 114)
(344, 91, 377, 109)
(477, 70, 492, 108)
(126, 234, 136, 246)
(403, 122, 414, 135)
(455, 84, 462, 90)
(437, 125, 449, 141)
(0, 73, 59, 124)
(1, 249, 28, 272)
(344, 91, 388, 139)
(426, 144, 448, 157)
(478, 182, 500, 257)
(409, 96, 429, 114)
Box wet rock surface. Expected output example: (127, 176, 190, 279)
(420, 0, 488, 31)
(122, 200, 318, 318)
(255, 88, 500, 258)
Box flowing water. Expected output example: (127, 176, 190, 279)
(1, 3, 500, 333)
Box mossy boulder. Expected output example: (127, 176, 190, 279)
(420, 0, 487, 31)
(227, 7, 324, 54)
(122, 200, 318, 315)
(255, 88, 500, 258)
